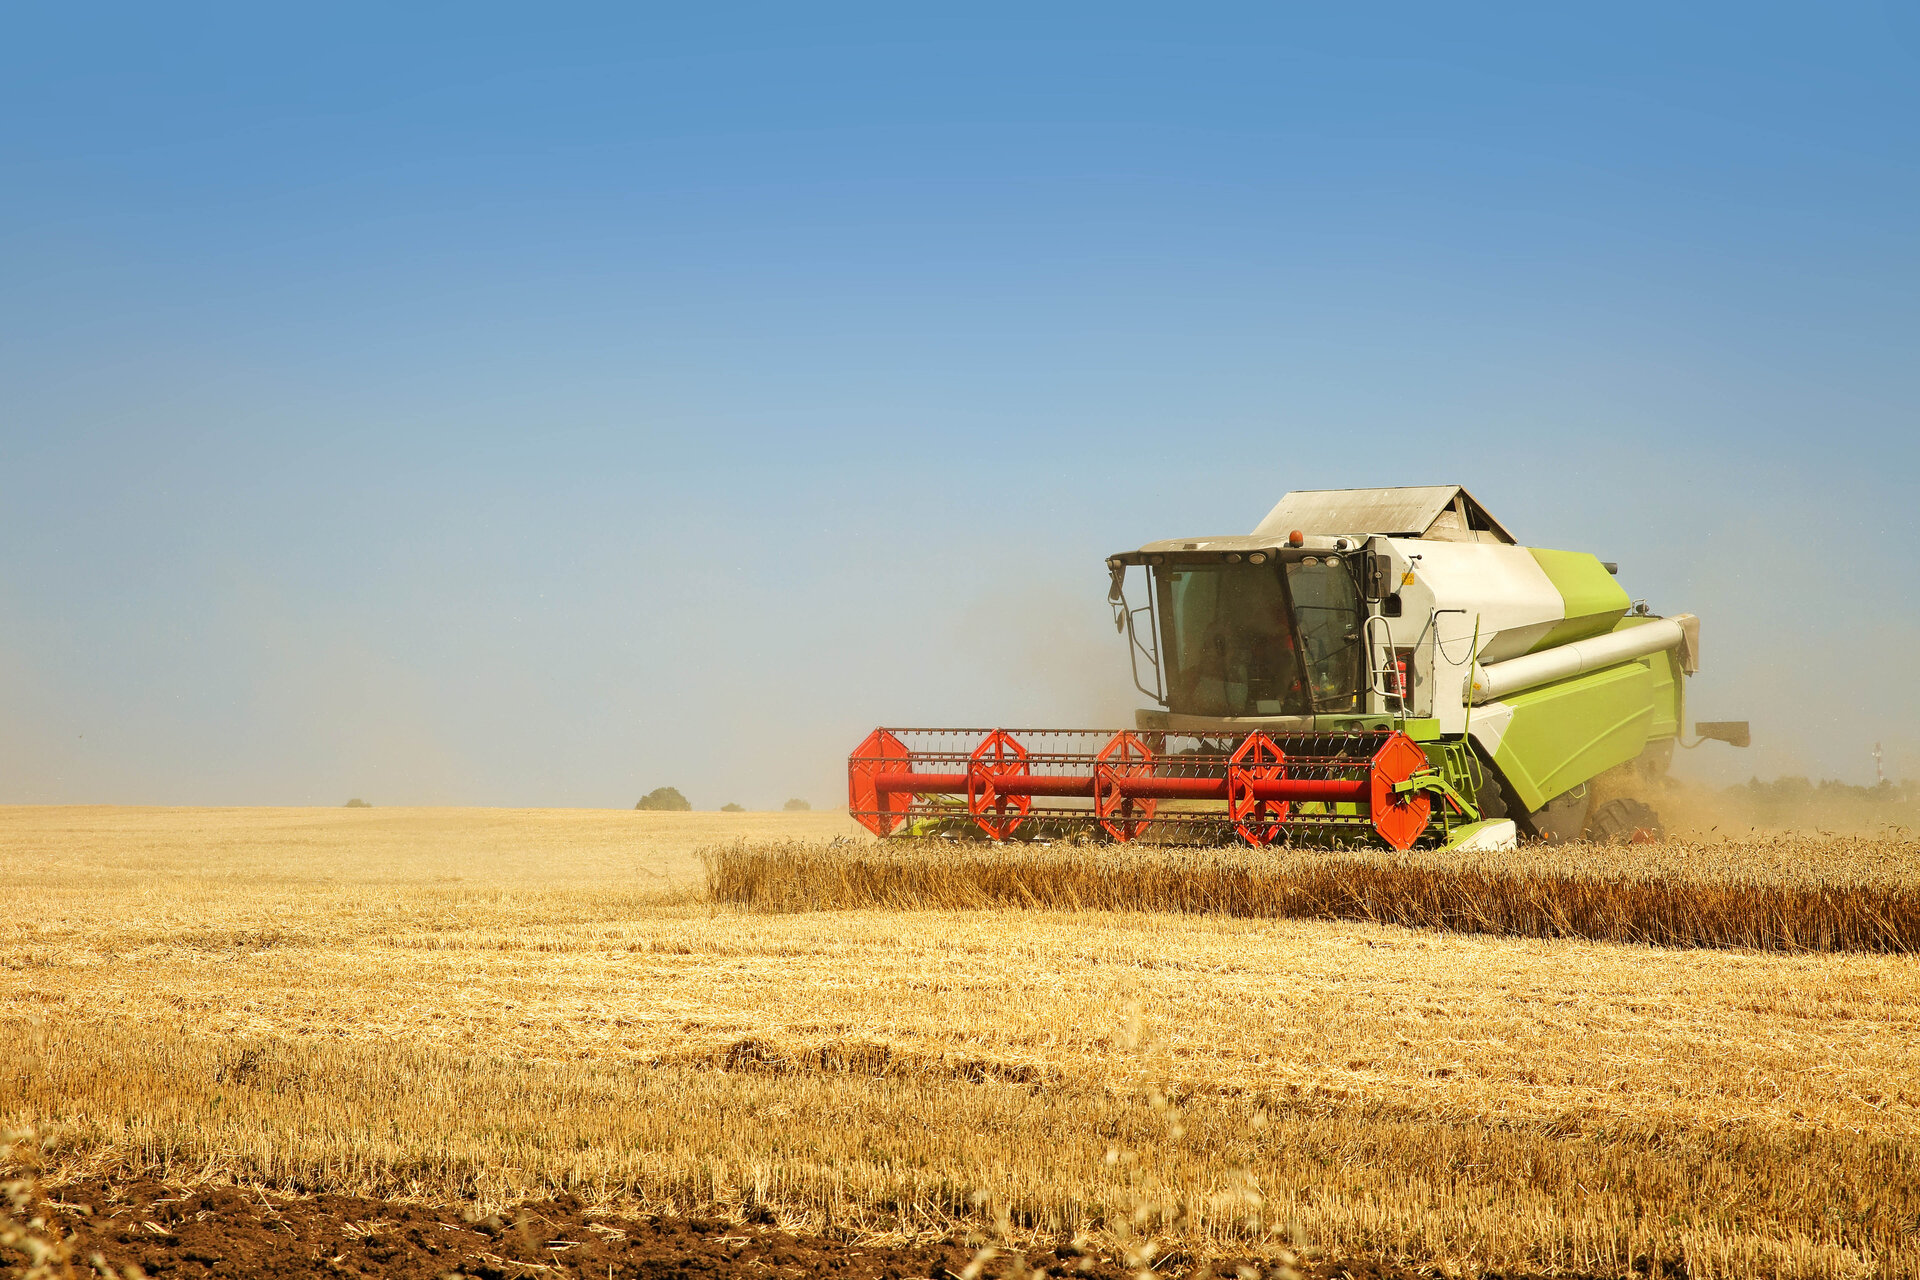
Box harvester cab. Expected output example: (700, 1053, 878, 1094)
(849, 485, 1745, 851)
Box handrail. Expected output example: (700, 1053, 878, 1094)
(1362, 612, 1406, 723)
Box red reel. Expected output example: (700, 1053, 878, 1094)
(967, 729, 1031, 840)
(1094, 730, 1157, 843)
(1227, 733, 1289, 847)
(847, 729, 915, 836)
(1369, 731, 1433, 851)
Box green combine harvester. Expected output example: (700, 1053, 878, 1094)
(849, 486, 1746, 850)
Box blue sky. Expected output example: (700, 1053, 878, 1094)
(3, 4, 1915, 806)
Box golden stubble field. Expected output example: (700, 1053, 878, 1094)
(5, 805, 1919, 1279)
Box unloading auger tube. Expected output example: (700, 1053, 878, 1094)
(847, 726, 1441, 850)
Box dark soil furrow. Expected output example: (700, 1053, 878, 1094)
(10, 1178, 1577, 1280)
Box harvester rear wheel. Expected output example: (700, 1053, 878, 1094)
(1587, 797, 1664, 844)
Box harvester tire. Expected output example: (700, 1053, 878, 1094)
(1586, 798, 1664, 845)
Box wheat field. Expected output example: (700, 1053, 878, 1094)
(5, 805, 1919, 1278)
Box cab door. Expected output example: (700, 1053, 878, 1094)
(1284, 557, 1365, 714)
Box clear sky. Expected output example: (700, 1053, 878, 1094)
(4, 4, 1916, 807)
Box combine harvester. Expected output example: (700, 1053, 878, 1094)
(849, 486, 1747, 851)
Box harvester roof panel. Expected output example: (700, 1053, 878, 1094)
(1252, 486, 1515, 544)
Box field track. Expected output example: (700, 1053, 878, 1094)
(5, 806, 1919, 1279)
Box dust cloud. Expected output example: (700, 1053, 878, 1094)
(1649, 775, 1916, 840)
(955, 571, 1146, 730)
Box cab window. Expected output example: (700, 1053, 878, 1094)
(1158, 563, 1309, 717)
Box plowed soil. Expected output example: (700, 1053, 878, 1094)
(16, 1179, 1457, 1280)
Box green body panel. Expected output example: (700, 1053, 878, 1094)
(1528, 548, 1631, 651)
(1642, 648, 1682, 740)
(1610, 616, 1685, 741)
(1315, 715, 1443, 741)
(1402, 717, 1442, 742)
(1489, 662, 1654, 812)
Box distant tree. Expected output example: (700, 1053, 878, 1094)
(720, 802, 745, 813)
(635, 786, 691, 812)
(782, 797, 811, 812)
(344, 798, 371, 808)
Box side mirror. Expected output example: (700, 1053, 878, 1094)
(1695, 721, 1750, 748)
(1108, 563, 1130, 633)
(1365, 553, 1392, 600)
